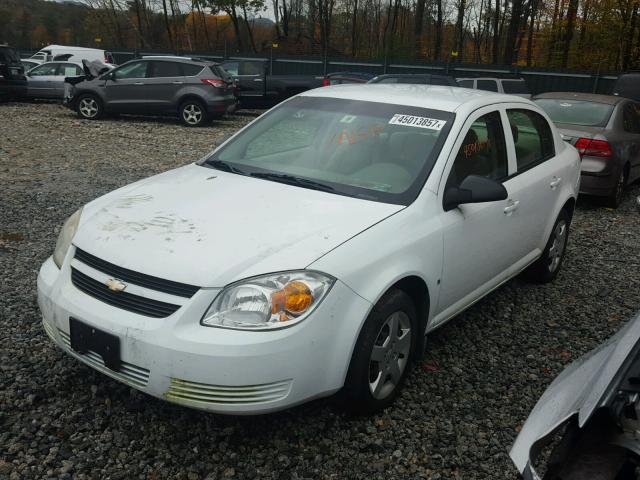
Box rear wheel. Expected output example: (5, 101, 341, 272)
(341, 289, 417, 414)
(523, 208, 570, 284)
(76, 94, 103, 120)
(606, 166, 628, 208)
(179, 99, 207, 127)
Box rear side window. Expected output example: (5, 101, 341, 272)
(623, 103, 640, 133)
(59, 64, 82, 76)
(502, 80, 529, 94)
(114, 61, 149, 79)
(150, 61, 182, 77)
(29, 63, 59, 76)
(241, 62, 264, 75)
(507, 109, 555, 171)
(183, 63, 204, 76)
(457, 79, 473, 88)
(477, 80, 498, 92)
(447, 111, 508, 187)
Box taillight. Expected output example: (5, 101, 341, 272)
(574, 138, 613, 158)
(201, 79, 226, 88)
(322, 78, 330, 87)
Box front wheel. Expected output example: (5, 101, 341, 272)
(76, 94, 103, 120)
(523, 208, 570, 284)
(341, 289, 417, 414)
(179, 100, 207, 127)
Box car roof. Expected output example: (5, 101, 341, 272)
(374, 73, 452, 78)
(533, 92, 626, 105)
(140, 55, 214, 65)
(301, 84, 527, 112)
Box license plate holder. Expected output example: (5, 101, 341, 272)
(69, 318, 121, 371)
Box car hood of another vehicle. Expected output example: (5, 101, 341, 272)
(73, 163, 404, 287)
(510, 310, 640, 475)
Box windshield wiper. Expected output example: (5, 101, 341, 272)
(250, 172, 335, 192)
(206, 159, 248, 175)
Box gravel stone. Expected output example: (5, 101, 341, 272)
(1, 101, 640, 479)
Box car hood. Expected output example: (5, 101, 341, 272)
(510, 311, 640, 476)
(554, 124, 606, 145)
(73, 163, 403, 287)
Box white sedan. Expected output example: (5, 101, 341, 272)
(38, 84, 581, 414)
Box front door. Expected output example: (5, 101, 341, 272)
(26, 63, 60, 98)
(222, 61, 265, 100)
(103, 60, 151, 113)
(433, 107, 522, 326)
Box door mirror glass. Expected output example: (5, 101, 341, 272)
(443, 175, 508, 211)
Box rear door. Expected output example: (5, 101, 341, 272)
(502, 105, 563, 262)
(622, 101, 640, 183)
(144, 61, 186, 113)
(55, 63, 83, 98)
(26, 62, 60, 98)
(222, 60, 265, 99)
(103, 60, 151, 112)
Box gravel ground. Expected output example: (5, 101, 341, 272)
(1, 101, 640, 480)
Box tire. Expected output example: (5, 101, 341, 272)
(76, 94, 103, 120)
(523, 208, 571, 284)
(179, 99, 207, 127)
(605, 166, 628, 208)
(341, 289, 417, 414)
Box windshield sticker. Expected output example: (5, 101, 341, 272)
(340, 115, 357, 124)
(336, 124, 385, 145)
(559, 102, 572, 107)
(389, 114, 446, 130)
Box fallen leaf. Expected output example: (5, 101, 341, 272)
(559, 351, 571, 359)
(422, 362, 439, 373)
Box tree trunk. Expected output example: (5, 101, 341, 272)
(414, 0, 425, 55)
(352, 0, 359, 55)
(455, 0, 466, 61)
(492, 0, 500, 63)
(435, 0, 443, 60)
(502, 0, 523, 63)
(228, 5, 244, 52)
(561, 0, 579, 67)
(242, 4, 257, 53)
(623, 2, 639, 70)
(526, 0, 538, 65)
(161, 0, 174, 50)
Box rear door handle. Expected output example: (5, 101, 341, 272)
(134, 82, 144, 86)
(550, 177, 562, 189)
(253, 78, 264, 82)
(503, 200, 520, 215)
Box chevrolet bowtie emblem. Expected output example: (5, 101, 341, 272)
(105, 278, 127, 292)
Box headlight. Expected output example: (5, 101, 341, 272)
(53, 207, 83, 268)
(201, 271, 335, 330)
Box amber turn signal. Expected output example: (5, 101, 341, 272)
(271, 281, 313, 318)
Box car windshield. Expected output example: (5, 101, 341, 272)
(535, 99, 614, 127)
(203, 96, 454, 205)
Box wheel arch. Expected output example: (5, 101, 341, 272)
(177, 94, 207, 111)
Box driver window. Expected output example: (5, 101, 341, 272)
(447, 111, 507, 187)
(113, 61, 149, 80)
(30, 63, 58, 76)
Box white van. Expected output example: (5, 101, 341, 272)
(30, 45, 115, 65)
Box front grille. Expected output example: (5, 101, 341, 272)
(166, 378, 292, 405)
(74, 248, 199, 298)
(58, 329, 150, 388)
(71, 268, 181, 318)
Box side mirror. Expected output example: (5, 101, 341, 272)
(443, 175, 508, 211)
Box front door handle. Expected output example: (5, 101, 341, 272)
(503, 200, 520, 215)
(134, 82, 144, 86)
(550, 177, 562, 189)
(253, 78, 264, 82)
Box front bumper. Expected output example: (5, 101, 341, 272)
(37, 253, 371, 414)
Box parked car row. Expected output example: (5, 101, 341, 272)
(3, 44, 640, 205)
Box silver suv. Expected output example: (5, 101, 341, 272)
(64, 56, 237, 126)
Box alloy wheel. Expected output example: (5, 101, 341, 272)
(547, 219, 567, 273)
(182, 104, 203, 125)
(368, 311, 412, 400)
(79, 98, 98, 118)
